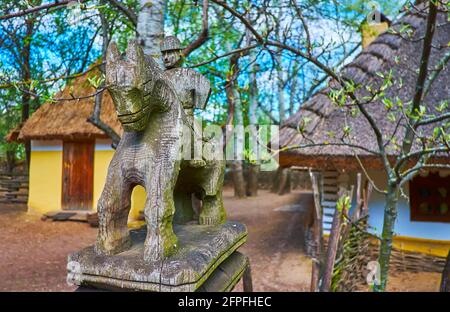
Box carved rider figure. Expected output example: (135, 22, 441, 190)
(161, 36, 210, 167)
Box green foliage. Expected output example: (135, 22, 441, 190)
(0, 0, 138, 164)
(336, 195, 351, 213)
(0, 0, 409, 167)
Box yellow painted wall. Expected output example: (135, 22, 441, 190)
(392, 236, 450, 258)
(130, 185, 146, 221)
(93, 150, 146, 223)
(28, 141, 146, 225)
(28, 150, 63, 215)
(369, 236, 450, 258)
(93, 150, 113, 211)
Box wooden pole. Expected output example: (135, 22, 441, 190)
(361, 180, 373, 217)
(353, 173, 363, 221)
(309, 170, 323, 292)
(243, 262, 254, 292)
(320, 191, 351, 292)
(336, 185, 355, 261)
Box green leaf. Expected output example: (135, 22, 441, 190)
(343, 125, 352, 137)
(382, 98, 393, 110)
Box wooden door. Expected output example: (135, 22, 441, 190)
(62, 141, 94, 210)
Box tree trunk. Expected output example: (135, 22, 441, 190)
(277, 167, 291, 195)
(87, 8, 121, 148)
(137, 0, 166, 67)
(246, 164, 260, 196)
(375, 184, 399, 291)
(21, 18, 34, 173)
(246, 61, 260, 197)
(289, 73, 297, 116)
(276, 52, 285, 124)
(274, 4, 285, 123)
(230, 86, 246, 198)
(232, 160, 246, 198)
(270, 167, 282, 193)
(225, 51, 246, 199)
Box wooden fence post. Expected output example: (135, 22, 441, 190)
(309, 170, 323, 292)
(361, 180, 373, 217)
(243, 262, 253, 292)
(353, 173, 363, 220)
(320, 190, 352, 292)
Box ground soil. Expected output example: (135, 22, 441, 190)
(0, 188, 442, 291)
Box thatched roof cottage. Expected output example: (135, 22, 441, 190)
(279, 3, 450, 258)
(15, 67, 146, 224)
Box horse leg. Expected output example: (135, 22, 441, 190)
(95, 166, 133, 255)
(173, 188, 194, 224)
(199, 161, 226, 225)
(199, 191, 226, 225)
(143, 164, 179, 262)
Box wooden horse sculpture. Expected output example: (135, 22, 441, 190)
(95, 40, 226, 262)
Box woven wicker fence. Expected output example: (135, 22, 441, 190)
(331, 216, 371, 292)
(330, 215, 447, 291)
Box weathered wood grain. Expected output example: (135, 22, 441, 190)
(74, 251, 249, 292)
(0, 172, 29, 204)
(197, 252, 249, 292)
(68, 221, 247, 292)
(94, 40, 227, 262)
(62, 141, 94, 211)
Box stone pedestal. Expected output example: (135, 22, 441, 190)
(68, 221, 248, 292)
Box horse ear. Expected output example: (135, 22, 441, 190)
(126, 39, 145, 65)
(106, 41, 120, 65)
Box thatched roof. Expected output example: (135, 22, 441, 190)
(280, 3, 450, 169)
(5, 122, 23, 143)
(18, 66, 122, 141)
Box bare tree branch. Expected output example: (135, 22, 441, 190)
(107, 0, 137, 27)
(0, 1, 86, 21)
(416, 111, 450, 127)
(182, 0, 209, 57)
(277, 142, 380, 156)
(0, 63, 104, 89)
(189, 44, 258, 68)
(211, 0, 393, 172)
(423, 49, 450, 98)
(87, 6, 121, 148)
(401, 0, 438, 156)
(210, 0, 263, 42)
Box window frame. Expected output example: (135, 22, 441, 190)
(409, 172, 450, 223)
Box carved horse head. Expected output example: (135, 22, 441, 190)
(106, 40, 164, 132)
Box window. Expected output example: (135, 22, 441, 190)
(410, 172, 450, 223)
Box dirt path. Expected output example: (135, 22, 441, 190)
(0, 189, 442, 291)
(0, 205, 96, 291)
(224, 189, 313, 291)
